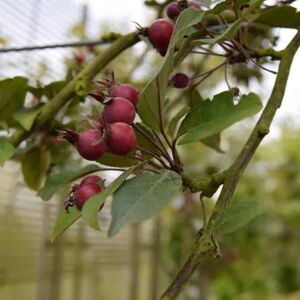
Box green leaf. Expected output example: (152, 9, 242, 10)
(215, 201, 265, 234)
(109, 170, 182, 236)
(0, 121, 8, 130)
(0, 77, 28, 125)
(0, 138, 15, 167)
(44, 80, 66, 99)
(179, 91, 262, 144)
(192, 19, 243, 45)
(38, 164, 100, 201)
(135, 123, 157, 154)
(13, 105, 43, 131)
(201, 134, 224, 153)
(82, 166, 137, 229)
(138, 8, 205, 130)
(51, 207, 81, 243)
(211, 2, 228, 14)
(97, 152, 138, 167)
(21, 145, 51, 190)
(190, 90, 204, 107)
(168, 106, 189, 137)
(256, 6, 300, 29)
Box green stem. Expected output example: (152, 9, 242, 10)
(208, 29, 300, 230)
(10, 32, 140, 147)
(160, 28, 300, 300)
(181, 171, 227, 196)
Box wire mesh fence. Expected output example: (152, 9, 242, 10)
(0, 161, 160, 300)
(0, 1, 162, 299)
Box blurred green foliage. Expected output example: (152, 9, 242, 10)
(162, 127, 300, 299)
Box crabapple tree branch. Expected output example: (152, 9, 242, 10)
(160, 28, 300, 300)
(9, 9, 277, 148)
(10, 32, 140, 147)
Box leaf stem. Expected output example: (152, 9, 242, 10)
(132, 123, 170, 161)
(135, 145, 170, 169)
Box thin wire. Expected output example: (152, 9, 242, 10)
(0, 40, 114, 53)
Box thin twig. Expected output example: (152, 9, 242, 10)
(224, 62, 231, 90)
(135, 145, 170, 169)
(132, 123, 170, 160)
(231, 39, 277, 74)
(155, 78, 173, 149)
(190, 50, 227, 57)
(151, 130, 173, 163)
(192, 61, 226, 80)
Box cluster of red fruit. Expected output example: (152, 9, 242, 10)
(61, 1, 203, 211)
(144, 0, 201, 88)
(62, 77, 139, 161)
(146, 0, 201, 57)
(65, 175, 103, 211)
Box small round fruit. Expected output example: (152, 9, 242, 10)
(110, 84, 140, 106)
(166, 2, 181, 19)
(148, 19, 174, 56)
(80, 175, 102, 187)
(103, 97, 135, 124)
(106, 122, 136, 155)
(74, 53, 85, 64)
(75, 183, 101, 210)
(76, 129, 106, 161)
(170, 73, 190, 88)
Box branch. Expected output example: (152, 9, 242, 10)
(251, 47, 285, 60)
(208, 28, 300, 230)
(181, 171, 227, 196)
(10, 32, 140, 146)
(160, 28, 300, 300)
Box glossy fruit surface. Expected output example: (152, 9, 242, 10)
(80, 175, 102, 187)
(76, 129, 106, 161)
(105, 122, 136, 155)
(103, 97, 135, 124)
(170, 73, 190, 88)
(148, 19, 174, 56)
(166, 2, 181, 19)
(75, 183, 101, 210)
(110, 84, 139, 106)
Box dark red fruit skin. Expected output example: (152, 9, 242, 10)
(80, 175, 102, 187)
(170, 73, 190, 88)
(76, 129, 106, 161)
(110, 84, 140, 106)
(103, 97, 135, 124)
(166, 2, 181, 19)
(148, 19, 174, 56)
(158, 48, 168, 56)
(88, 91, 106, 102)
(75, 183, 101, 210)
(106, 122, 136, 155)
(74, 53, 85, 65)
(166, 1, 201, 20)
